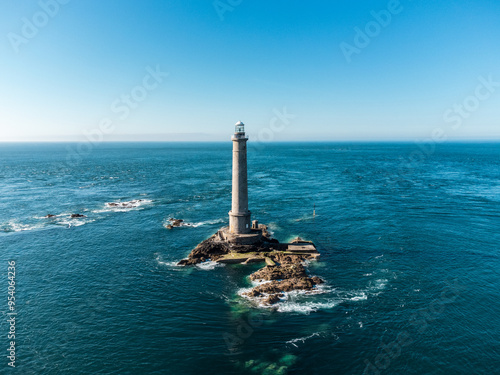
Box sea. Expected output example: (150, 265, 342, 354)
(1, 142, 499, 375)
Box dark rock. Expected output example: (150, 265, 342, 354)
(263, 294, 282, 305)
(70, 214, 86, 218)
(248, 277, 322, 296)
(243, 261, 324, 304)
(177, 235, 231, 266)
(168, 218, 184, 228)
(45, 214, 56, 218)
(250, 264, 308, 282)
(271, 253, 306, 265)
(177, 258, 199, 266)
(311, 276, 324, 285)
(245, 289, 262, 297)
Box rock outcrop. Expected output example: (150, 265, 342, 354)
(177, 234, 277, 266)
(177, 235, 231, 265)
(244, 259, 324, 305)
(165, 218, 191, 229)
(70, 214, 86, 218)
(250, 263, 308, 281)
(176, 227, 323, 305)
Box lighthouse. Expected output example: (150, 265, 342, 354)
(229, 121, 252, 234)
(178, 120, 320, 265)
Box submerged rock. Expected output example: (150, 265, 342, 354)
(70, 214, 86, 218)
(45, 214, 56, 218)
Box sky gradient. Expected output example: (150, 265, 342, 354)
(1, 0, 499, 142)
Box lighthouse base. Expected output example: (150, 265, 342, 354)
(228, 210, 252, 235)
(219, 225, 263, 245)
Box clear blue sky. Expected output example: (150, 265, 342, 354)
(1, 0, 499, 141)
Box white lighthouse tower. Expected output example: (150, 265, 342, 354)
(229, 121, 252, 234)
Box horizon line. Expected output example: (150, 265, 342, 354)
(2, 139, 500, 144)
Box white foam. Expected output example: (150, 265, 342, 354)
(276, 300, 341, 314)
(238, 282, 330, 312)
(286, 332, 321, 347)
(370, 279, 388, 291)
(0, 220, 43, 233)
(94, 199, 153, 213)
(190, 218, 225, 227)
(155, 254, 186, 269)
(237, 270, 390, 314)
(158, 260, 181, 267)
(196, 261, 225, 270)
(349, 292, 368, 301)
(56, 217, 95, 228)
(163, 218, 224, 228)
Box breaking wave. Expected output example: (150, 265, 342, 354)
(163, 218, 225, 228)
(237, 272, 390, 314)
(1, 219, 45, 233)
(196, 261, 225, 270)
(94, 199, 153, 213)
(191, 218, 225, 227)
(1, 214, 95, 234)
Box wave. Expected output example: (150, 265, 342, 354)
(0, 214, 95, 234)
(163, 218, 225, 229)
(238, 282, 330, 313)
(286, 332, 321, 347)
(55, 217, 95, 228)
(155, 255, 224, 271)
(196, 261, 225, 270)
(237, 271, 390, 313)
(157, 260, 181, 267)
(94, 199, 153, 213)
(0, 220, 45, 233)
(191, 218, 225, 227)
(276, 299, 342, 314)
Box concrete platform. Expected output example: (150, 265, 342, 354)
(287, 244, 318, 253)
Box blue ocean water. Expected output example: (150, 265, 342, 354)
(1, 142, 499, 375)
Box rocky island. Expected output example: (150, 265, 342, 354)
(177, 122, 323, 305)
